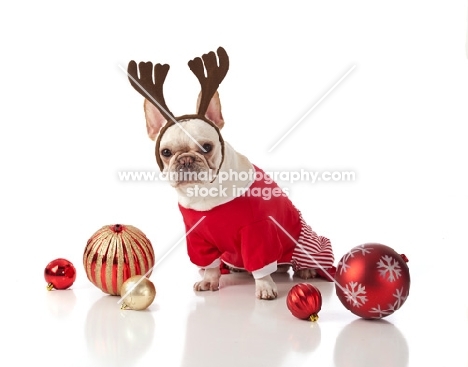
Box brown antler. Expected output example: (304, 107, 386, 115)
(188, 47, 229, 116)
(127, 61, 174, 121)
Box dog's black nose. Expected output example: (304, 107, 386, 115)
(178, 156, 194, 167)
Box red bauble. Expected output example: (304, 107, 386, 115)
(44, 258, 76, 290)
(335, 243, 410, 319)
(83, 224, 155, 296)
(287, 283, 322, 321)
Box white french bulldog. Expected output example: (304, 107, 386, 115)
(127, 47, 335, 300)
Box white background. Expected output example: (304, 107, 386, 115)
(1, 1, 467, 366)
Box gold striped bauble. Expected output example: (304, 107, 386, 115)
(83, 224, 155, 295)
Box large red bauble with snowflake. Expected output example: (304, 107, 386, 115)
(334, 243, 410, 319)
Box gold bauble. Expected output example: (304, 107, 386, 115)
(120, 275, 156, 311)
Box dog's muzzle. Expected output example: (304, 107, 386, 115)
(155, 115, 225, 184)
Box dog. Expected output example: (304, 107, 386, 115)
(127, 47, 335, 299)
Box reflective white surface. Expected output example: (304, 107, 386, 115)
(6, 248, 467, 367)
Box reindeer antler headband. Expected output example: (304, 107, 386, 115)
(127, 47, 229, 174)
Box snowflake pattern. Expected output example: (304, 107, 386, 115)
(392, 287, 408, 309)
(368, 287, 409, 318)
(338, 245, 373, 275)
(344, 281, 368, 307)
(368, 304, 394, 318)
(377, 255, 402, 282)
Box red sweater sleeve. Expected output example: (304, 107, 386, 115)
(239, 219, 284, 272)
(186, 228, 222, 268)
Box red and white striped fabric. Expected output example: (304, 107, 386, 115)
(291, 214, 335, 272)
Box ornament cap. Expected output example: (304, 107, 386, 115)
(112, 224, 124, 233)
(309, 314, 319, 322)
(46, 283, 54, 291)
(400, 253, 409, 263)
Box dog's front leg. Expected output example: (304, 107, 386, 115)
(194, 267, 221, 292)
(255, 275, 278, 300)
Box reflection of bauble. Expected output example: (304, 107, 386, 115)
(334, 319, 409, 367)
(287, 322, 321, 353)
(45, 290, 77, 318)
(120, 275, 156, 311)
(85, 295, 156, 367)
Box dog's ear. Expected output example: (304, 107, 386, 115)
(144, 99, 168, 140)
(197, 91, 224, 130)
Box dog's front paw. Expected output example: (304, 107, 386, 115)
(255, 275, 278, 300)
(193, 279, 220, 291)
(193, 267, 221, 292)
(294, 268, 317, 280)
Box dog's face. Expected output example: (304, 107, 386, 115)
(157, 119, 223, 188)
(143, 93, 225, 188)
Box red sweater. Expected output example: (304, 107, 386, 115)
(179, 166, 334, 277)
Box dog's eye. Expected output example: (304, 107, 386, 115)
(202, 143, 212, 153)
(161, 149, 172, 157)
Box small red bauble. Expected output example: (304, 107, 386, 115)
(335, 243, 410, 319)
(44, 258, 76, 290)
(287, 283, 322, 321)
(83, 224, 155, 296)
